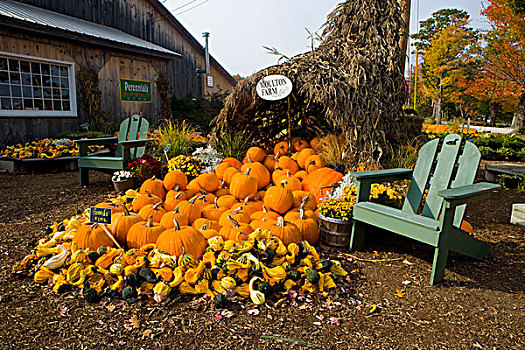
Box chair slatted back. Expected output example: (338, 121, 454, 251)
(402, 138, 439, 215)
(115, 115, 150, 159)
(402, 134, 481, 227)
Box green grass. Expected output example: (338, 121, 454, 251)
(215, 131, 250, 161)
(151, 119, 196, 161)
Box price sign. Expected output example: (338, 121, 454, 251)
(90, 207, 112, 225)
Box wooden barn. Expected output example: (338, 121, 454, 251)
(0, 0, 237, 144)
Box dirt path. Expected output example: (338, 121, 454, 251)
(0, 170, 523, 349)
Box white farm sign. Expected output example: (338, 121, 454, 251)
(256, 75, 293, 101)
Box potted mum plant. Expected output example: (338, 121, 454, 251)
(125, 154, 161, 186)
(112, 170, 134, 192)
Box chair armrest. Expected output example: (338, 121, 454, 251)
(438, 182, 501, 208)
(77, 137, 118, 156)
(351, 168, 413, 182)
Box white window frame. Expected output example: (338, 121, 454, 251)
(0, 51, 77, 117)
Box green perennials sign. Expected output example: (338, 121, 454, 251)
(120, 79, 152, 103)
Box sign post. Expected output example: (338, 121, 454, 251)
(90, 206, 121, 249)
(164, 144, 171, 162)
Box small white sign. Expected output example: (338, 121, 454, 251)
(207, 76, 214, 87)
(256, 75, 293, 101)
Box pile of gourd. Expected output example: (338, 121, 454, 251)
(1, 138, 104, 159)
(13, 139, 348, 305)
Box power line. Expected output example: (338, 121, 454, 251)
(172, 0, 198, 12)
(175, 0, 211, 16)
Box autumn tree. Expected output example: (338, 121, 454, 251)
(412, 9, 470, 51)
(481, 0, 525, 127)
(420, 18, 479, 123)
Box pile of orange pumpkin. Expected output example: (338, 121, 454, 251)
(13, 138, 349, 304)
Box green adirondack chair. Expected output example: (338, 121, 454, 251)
(349, 133, 500, 285)
(77, 115, 155, 186)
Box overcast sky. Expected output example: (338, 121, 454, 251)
(163, 0, 489, 77)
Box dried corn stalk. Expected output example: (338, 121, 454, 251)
(213, 0, 420, 168)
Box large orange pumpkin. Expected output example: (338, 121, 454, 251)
(216, 195, 239, 209)
(222, 167, 241, 186)
(215, 162, 232, 180)
(156, 220, 207, 259)
(286, 209, 319, 245)
(164, 192, 185, 211)
(262, 154, 279, 172)
(276, 156, 299, 175)
(241, 160, 271, 190)
(274, 141, 289, 155)
(293, 139, 310, 152)
(264, 181, 294, 214)
(160, 208, 189, 229)
(305, 155, 325, 173)
(73, 223, 115, 249)
(187, 179, 202, 193)
(219, 208, 251, 227)
(163, 170, 188, 191)
(127, 216, 165, 249)
(196, 172, 220, 193)
(302, 167, 343, 203)
(138, 202, 166, 222)
(269, 217, 302, 246)
(275, 172, 302, 191)
(296, 148, 315, 169)
(230, 169, 258, 200)
(201, 199, 226, 221)
(292, 191, 317, 211)
(176, 197, 202, 224)
(218, 216, 254, 241)
(246, 147, 266, 163)
(272, 167, 288, 185)
(140, 176, 167, 200)
(132, 192, 162, 213)
(294, 170, 309, 182)
(111, 207, 142, 245)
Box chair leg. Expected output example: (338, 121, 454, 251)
(80, 167, 89, 186)
(349, 221, 366, 251)
(449, 229, 490, 260)
(430, 245, 449, 285)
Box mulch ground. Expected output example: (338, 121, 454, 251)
(0, 169, 523, 349)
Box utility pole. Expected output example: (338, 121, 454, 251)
(413, 51, 418, 109)
(398, 0, 411, 71)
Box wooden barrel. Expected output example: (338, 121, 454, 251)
(318, 213, 351, 249)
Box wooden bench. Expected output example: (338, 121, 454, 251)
(484, 163, 525, 182)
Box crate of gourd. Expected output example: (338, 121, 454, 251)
(13, 139, 348, 306)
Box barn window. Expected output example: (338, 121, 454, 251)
(0, 52, 77, 117)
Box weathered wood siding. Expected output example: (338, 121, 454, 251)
(16, 0, 236, 98)
(0, 29, 169, 144)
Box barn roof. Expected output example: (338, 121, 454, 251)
(0, 0, 182, 59)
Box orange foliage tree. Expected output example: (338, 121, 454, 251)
(480, 0, 525, 127)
